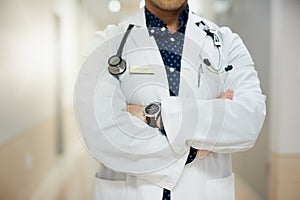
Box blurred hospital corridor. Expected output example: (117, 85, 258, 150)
(0, 0, 300, 199)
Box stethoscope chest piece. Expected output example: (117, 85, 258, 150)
(108, 55, 126, 75)
(107, 24, 134, 78)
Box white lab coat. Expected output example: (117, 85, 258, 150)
(74, 7, 266, 200)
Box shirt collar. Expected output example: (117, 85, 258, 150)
(145, 5, 189, 34)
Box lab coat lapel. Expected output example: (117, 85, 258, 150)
(180, 13, 206, 97)
(121, 8, 169, 101)
(183, 13, 207, 56)
(183, 13, 221, 71)
(123, 8, 164, 68)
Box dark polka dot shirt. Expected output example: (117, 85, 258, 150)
(145, 5, 198, 200)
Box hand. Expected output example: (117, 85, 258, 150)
(218, 89, 234, 100)
(127, 104, 147, 123)
(196, 150, 211, 158)
(127, 104, 162, 128)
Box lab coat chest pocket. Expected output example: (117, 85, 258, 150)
(198, 54, 230, 99)
(181, 43, 229, 99)
(180, 63, 226, 99)
(206, 173, 235, 200)
(200, 70, 225, 98)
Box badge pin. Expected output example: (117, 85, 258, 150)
(129, 66, 154, 74)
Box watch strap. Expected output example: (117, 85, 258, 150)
(146, 116, 157, 128)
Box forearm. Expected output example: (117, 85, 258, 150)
(161, 92, 266, 154)
(75, 67, 192, 190)
(127, 89, 235, 160)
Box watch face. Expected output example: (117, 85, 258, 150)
(145, 103, 160, 115)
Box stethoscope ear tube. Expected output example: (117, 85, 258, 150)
(116, 24, 134, 56)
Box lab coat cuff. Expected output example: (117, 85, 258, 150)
(138, 150, 189, 190)
(159, 112, 166, 135)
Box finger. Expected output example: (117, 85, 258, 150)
(227, 89, 234, 94)
(196, 150, 211, 158)
(218, 92, 225, 99)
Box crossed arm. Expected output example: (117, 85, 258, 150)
(127, 89, 234, 158)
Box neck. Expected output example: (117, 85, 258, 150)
(145, 2, 187, 31)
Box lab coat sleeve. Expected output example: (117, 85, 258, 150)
(74, 26, 188, 190)
(161, 28, 266, 154)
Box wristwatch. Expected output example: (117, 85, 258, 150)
(144, 102, 161, 128)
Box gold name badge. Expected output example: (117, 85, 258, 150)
(129, 66, 154, 74)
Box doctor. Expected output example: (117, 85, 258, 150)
(74, 0, 266, 199)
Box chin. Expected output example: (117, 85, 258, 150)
(149, 0, 187, 11)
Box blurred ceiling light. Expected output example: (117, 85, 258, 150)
(214, 0, 232, 14)
(108, 0, 121, 13)
(140, 0, 145, 8)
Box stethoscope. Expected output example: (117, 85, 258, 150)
(108, 24, 134, 79)
(108, 21, 233, 79)
(197, 21, 233, 74)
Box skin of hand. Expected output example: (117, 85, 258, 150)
(127, 104, 147, 123)
(218, 89, 234, 100)
(126, 89, 234, 158)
